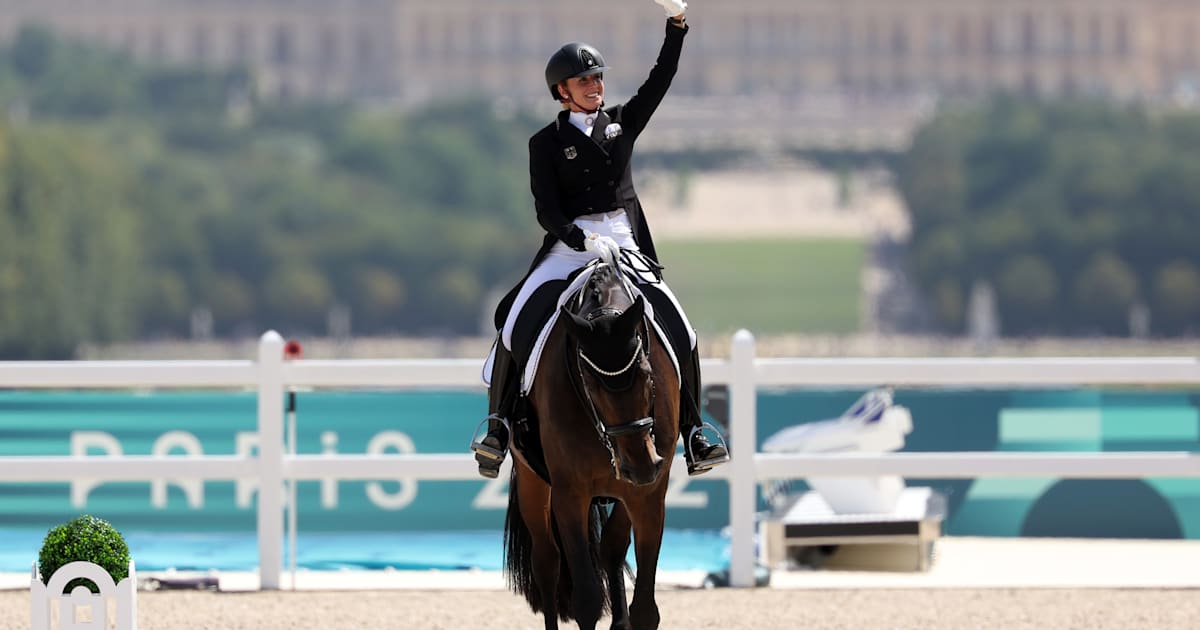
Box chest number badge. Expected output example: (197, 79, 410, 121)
(564, 146, 578, 160)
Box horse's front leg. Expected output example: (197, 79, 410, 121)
(552, 491, 605, 630)
(599, 501, 633, 630)
(626, 491, 667, 630)
(517, 466, 561, 630)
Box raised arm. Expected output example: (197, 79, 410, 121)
(620, 9, 689, 139)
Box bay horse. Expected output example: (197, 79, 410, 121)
(504, 260, 680, 630)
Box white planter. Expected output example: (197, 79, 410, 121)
(30, 560, 137, 630)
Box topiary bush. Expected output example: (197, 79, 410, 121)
(38, 514, 130, 594)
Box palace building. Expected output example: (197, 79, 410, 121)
(1, 1, 1197, 146)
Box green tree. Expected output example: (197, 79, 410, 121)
(0, 124, 142, 358)
(900, 97, 1200, 336)
(995, 253, 1059, 333)
(348, 266, 407, 333)
(1151, 260, 1200, 335)
(10, 25, 54, 82)
(0, 29, 555, 353)
(262, 265, 333, 333)
(1071, 252, 1138, 335)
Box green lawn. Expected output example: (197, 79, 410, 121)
(654, 238, 865, 336)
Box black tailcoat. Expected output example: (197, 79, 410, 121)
(494, 20, 688, 330)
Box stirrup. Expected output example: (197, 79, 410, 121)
(685, 421, 730, 476)
(468, 412, 506, 456)
(470, 414, 510, 460)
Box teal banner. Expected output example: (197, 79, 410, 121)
(0, 390, 728, 534)
(1, 388, 1198, 538)
(757, 388, 1200, 539)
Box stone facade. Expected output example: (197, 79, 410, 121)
(1, 0, 1197, 145)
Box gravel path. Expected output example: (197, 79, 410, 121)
(6, 587, 1199, 629)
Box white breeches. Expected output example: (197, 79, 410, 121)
(501, 209, 696, 352)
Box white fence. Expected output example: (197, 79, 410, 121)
(2, 330, 1200, 589)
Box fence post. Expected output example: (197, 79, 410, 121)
(728, 329, 757, 587)
(257, 331, 285, 590)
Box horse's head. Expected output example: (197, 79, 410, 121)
(559, 264, 664, 486)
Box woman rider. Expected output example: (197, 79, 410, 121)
(472, 0, 728, 479)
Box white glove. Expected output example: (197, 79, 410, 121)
(654, 0, 687, 18)
(583, 230, 621, 264)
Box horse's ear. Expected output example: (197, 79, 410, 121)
(613, 295, 645, 337)
(559, 304, 594, 340)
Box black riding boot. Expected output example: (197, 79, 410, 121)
(471, 342, 518, 479)
(681, 346, 729, 476)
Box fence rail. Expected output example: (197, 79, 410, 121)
(2, 330, 1199, 589)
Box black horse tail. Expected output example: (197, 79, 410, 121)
(504, 473, 611, 621)
(503, 470, 539, 610)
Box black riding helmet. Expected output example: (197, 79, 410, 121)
(545, 42, 609, 100)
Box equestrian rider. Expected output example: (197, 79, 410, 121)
(472, 0, 729, 480)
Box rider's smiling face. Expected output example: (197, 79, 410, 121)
(558, 73, 604, 112)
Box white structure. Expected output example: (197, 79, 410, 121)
(2, 330, 1200, 589)
(761, 389, 941, 570)
(31, 560, 137, 630)
(763, 388, 912, 514)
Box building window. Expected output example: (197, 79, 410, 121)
(1021, 13, 1036, 56)
(891, 20, 909, 56)
(509, 14, 527, 54)
(866, 18, 880, 55)
(955, 16, 971, 56)
(1088, 15, 1103, 56)
(1060, 14, 1075, 55)
(234, 26, 253, 63)
(319, 28, 338, 67)
(192, 26, 210, 64)
(1115, 14, 1130, 58)
(415, 17, 432, 57)
(792, 15, 807, 54)
(273, 25, 294, 66)
(744, 15, 766, 55)
(468, 16, 484, 55)
(810, 14, 828, 55)
(928, 16, 948, 57)
(837, 18, 852, 59)
(984, 17, 999, 55)
(775, 17, 793, 53)
(150, 29, 167, 60)
(356, 29, 375, 67)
